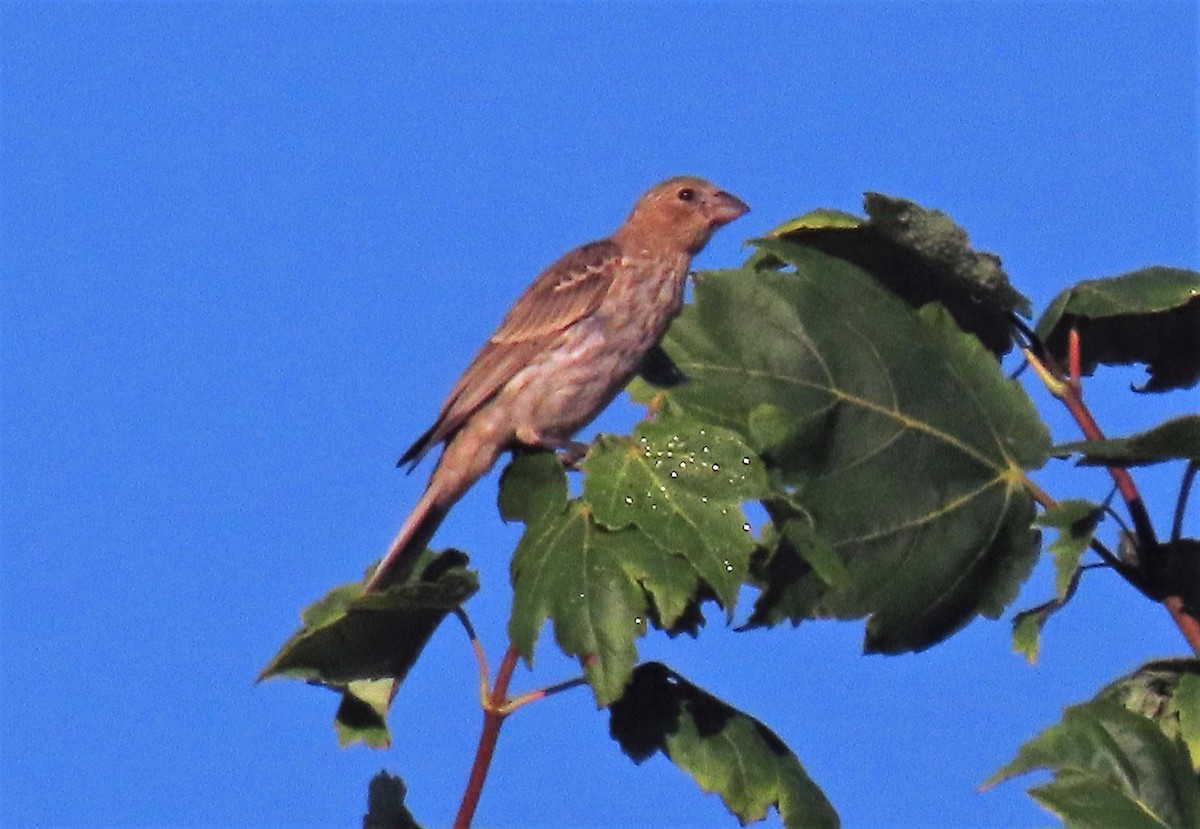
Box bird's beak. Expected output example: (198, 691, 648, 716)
(706, 190, 750, 226)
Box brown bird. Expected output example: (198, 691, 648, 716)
(366, 176, 749, 591)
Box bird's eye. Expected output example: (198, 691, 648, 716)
(677, 187, 696, 202)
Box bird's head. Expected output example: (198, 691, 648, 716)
(615, 176, 749, 255)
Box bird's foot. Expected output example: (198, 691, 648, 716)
(556, 441, 591, 470)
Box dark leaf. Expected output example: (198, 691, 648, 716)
(1035, 267, 1200, 392)
(637, 343, 689, 387)
(758, 195, 1030, 355)
(609, 662, 839, 829)
(1154, 539, 1200, 617)
(497, 447, 568, 523)
(260, 550, 476, 685)
(363, 771, 423, 829)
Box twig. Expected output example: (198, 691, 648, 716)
(453, 645, 521, 829)
(1165, 596, 1200, 655)
(1062, 328, 1158, 551)
(1021, 341, 1157, 552)
(454, 608, 491, 706)
(448, 613, 592, 827)
(503, 676, 590, 714)
(1173, 462, 1197, 543)
(1019, 336, 1200, 648)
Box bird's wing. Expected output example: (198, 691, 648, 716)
(399, 239, 621, 467)
(488, 239, 621, 344)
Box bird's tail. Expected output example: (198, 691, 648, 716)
(364, 421, 504, 592)
(363, 487, 449, 591)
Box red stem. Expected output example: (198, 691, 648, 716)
(1165, 597, 1200, 655)
(1024, 332, 1200, 650)
(1065, 328, 1141, 506)
(453, 646, 521, 829)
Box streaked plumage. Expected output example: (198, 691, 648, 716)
(366, 176, 748, 591)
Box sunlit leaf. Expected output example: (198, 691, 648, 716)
(610, 662, 839, 829)
(583, 418, 768, 609)
(985, 699, 1200, 828)
(335, 679, 394, 749)
(508, 498, 647, 706)
(504, 425, 768, 707)
(1099, 660, 1200, 771)
(1011, 609, 1046, 665)
(1177, 674, 1200, 771)
(1036, 500, 1104, 598)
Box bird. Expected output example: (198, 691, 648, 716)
(365, 176, 749, 591)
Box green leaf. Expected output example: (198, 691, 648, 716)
(363, 771, 423, 829)
(497, 447, 568, 522)
(259, 551, 477, 745)
(1098, 659, 1200, 771)
(1178, 674, 1200, 771)
(985, 699, 1200, 828)
(757, 195, 1030, 355)
(1028, 771, 1182, 829)
(508, 500, 647, 706)
(779, 516, 851, 591)
(748, 505, 855, 622)
(505, 422, 769, 707)
(609, 662, 840, 829)
(583, 418, 769, 610)
(1034, 267, 1200, 392)
(1011, 609, 1046, 665)
(334, 679, 394, 749)
(1035, 500, 1104, 598)
(1055, 416, 1200, 467)
(653, 247, 1049, 652)
(1009, 560, 1087, 666)
(260, 550, 477, 685)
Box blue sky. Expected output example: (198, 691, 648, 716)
(2, 3, 1197, 828)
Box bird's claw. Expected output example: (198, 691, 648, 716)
(556, 441, 590, 470)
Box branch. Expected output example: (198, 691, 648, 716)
(453, 645, 521, 829)
(1019, 335, 1200, 650)
(503, 675, 590, 714)
(1021, 338, 1157, 553)
(1165, 596, 1200, 655)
